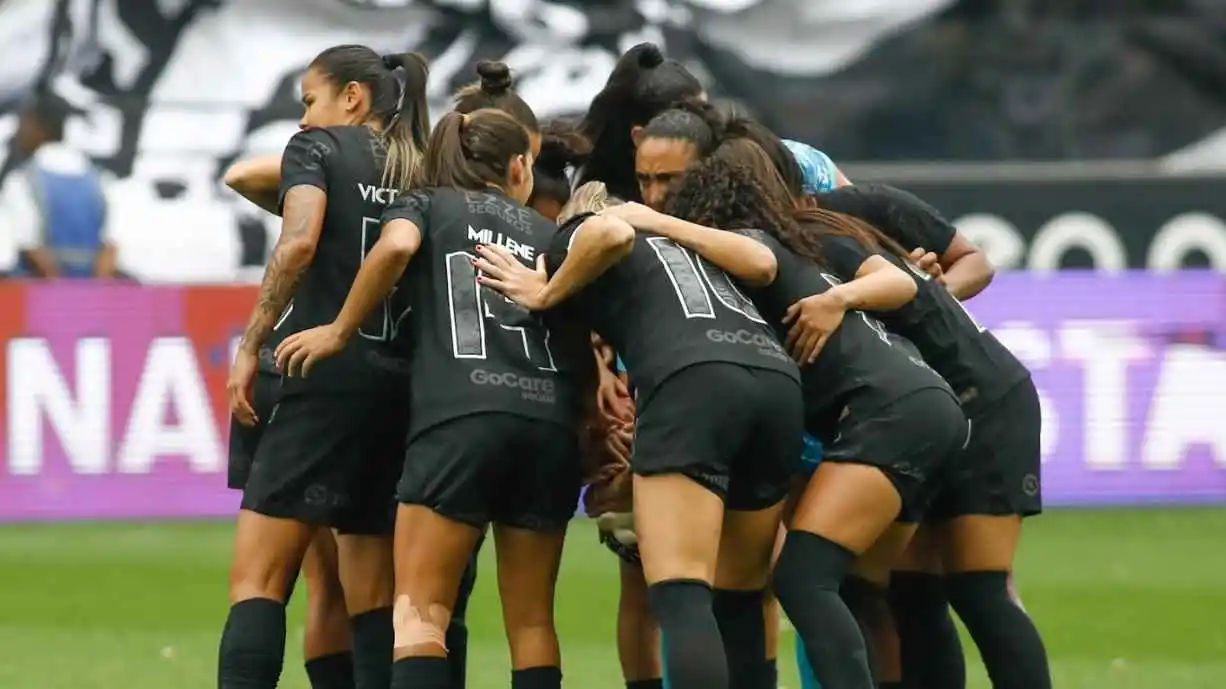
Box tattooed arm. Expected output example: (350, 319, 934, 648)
(237, 185, 327, 354)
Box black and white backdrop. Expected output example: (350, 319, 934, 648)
(1, 0, 1224, 270)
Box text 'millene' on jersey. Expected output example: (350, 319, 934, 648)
(381, 187, 579, 439)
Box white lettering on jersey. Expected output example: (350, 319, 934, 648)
(358, 183, 400, 205)
(467, 225, 536, 261)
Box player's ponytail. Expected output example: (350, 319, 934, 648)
(578, 42, 703, 200)
(453, 60, 540, 133)
(379, 52, 431, 190)
(426, 109, 532, 191)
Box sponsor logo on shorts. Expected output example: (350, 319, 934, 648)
(1022, 473, 1039, 497)
(470, 368, 557, 404)
(705, 328, 789, 361)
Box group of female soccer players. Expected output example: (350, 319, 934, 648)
(220, 39, 1052, 689)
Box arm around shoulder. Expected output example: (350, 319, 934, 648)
(580, 214, 636, 262)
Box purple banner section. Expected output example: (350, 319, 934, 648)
(968, 273, 1226, 504)
(1, 275, 1225, 522)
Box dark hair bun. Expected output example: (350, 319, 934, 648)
(628, 43, 665, 69)
(476, 60, 513, 95)
(382, 54, 404, 70)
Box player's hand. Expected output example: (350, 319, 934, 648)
(585, 463, 633, 515)
(783, 292, 846, 364)
(227, 348, 259, 427)
(909, 247, 945, 284)
(599, 202, 662, 229)
(274, 324, 349, 378)
(596, 370, 635, 426)
(472, 244, 551, 310)
(604, 422, 634, 464)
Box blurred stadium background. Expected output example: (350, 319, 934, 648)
(0, 0, 1224, 687)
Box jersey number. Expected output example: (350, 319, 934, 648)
(902, 261, 987, 333)
(820, 272, 895, 345)
(357, 216, 412, 342)
(647, 237, 766, 323)
(445, 251, 557, 371)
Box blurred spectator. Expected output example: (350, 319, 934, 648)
(0, 90, 117, 278)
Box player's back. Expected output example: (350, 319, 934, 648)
(740, 230, 949, 434)
(549, 213, 799, 402)
(392, 187, 578, 438)
(275, 125, 411, 392)
(816, 185, 1030, 411)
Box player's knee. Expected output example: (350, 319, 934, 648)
(392, 594, 451, 652)
(228, 555, 297, 603)
(943, 571, 1011, 617)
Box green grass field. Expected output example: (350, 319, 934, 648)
(1, 507, 1223, 689)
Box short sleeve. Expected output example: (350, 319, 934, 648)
(545, 211, 596, 277)
(817, 234, 874, 283)
(381, 188, 431, 229)
(278, 128, 334, 210)
(821, 184, 955, 255)
(871, 184, 955, 255)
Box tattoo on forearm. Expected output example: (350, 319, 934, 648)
(240, 190, 318, 351)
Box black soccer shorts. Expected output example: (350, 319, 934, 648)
(631, 362, 803, 511)
(926, 376, 1043, 521)
(397, 412, 581, 532)
(822, 386, 970, 522)
(241, 390, 410, 535)
(226, 372, 282, 490)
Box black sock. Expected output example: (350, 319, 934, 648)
(218, 598, 287, 689)
(889, 572, 966, 689)
(350, 607, 393, 689)
(772, 531, 875, 689)
(305, 652, 356, 689)
(763, 657, 778, 688)
(445, 618, 469, 689)
(390, 656, 450, 689)
(945, 571, 1051, 689)
(626, 680, 664, 689)
(511, 666, 562, 689)
(646, 579, 729, 689)
(448, 552, 478, 689)
(840, 576, 892, 683)
(712, 588, 774, 689)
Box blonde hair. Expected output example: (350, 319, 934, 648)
(558, 181, 623, 225)
(380, 53, 431, 190)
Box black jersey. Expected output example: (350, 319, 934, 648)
(546, 213, 799, 404)
(270, 126, 411, 391)
(738, 230, 950, 438)
(382, 187, 579, 438)
(816, 232, 1029, 413)
(819, 183, 956, 255)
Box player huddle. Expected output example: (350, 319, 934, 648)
(220, 41, 1051, 689)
